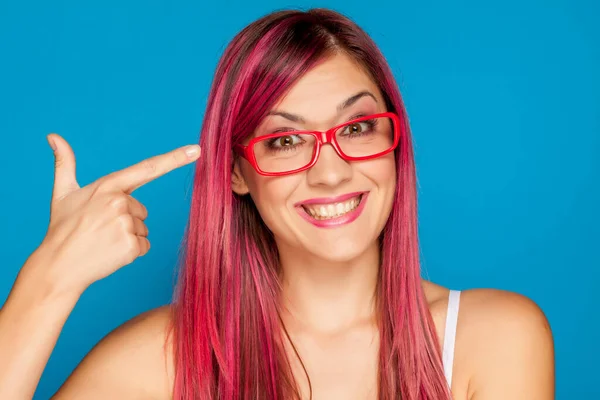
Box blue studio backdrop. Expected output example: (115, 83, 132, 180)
(0, 1, 598, 398)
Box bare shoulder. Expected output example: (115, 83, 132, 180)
(52, 305, 175, 400)
(457, 288, 555, 399)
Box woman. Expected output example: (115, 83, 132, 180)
(0, 8, 553, 400)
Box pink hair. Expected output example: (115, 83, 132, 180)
(170, 8, 452, 399)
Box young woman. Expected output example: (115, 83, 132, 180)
(0, 8, 554, 400)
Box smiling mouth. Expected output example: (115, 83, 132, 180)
(301, 194, 364, 220)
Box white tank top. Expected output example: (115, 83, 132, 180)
(442, 289, 461, 387)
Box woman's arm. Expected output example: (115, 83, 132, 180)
(0, 134, 198, 399)
(51, 304, 175, 400)
(460, 289, 554, 400)
(0, 251, 80, 400)
(0, 249, 174, 400)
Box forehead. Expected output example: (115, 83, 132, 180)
(270, 52, 384, 122)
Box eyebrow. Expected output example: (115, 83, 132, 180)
(266, 90, 378, 123)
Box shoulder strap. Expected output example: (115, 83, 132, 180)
(442, 289, 461, 387)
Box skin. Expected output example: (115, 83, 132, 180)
(0, 53, 554, 400)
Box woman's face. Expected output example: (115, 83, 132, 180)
(232, 52, 397, 263)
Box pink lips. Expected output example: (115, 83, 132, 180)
(296, 191, 369, 228)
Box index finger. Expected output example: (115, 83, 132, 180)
(105, 144, 200, 194)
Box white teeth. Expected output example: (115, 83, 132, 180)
(302, 195, 363, 220)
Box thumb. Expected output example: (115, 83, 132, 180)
(47, 133, 80, 202)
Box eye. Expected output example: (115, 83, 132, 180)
(348, 122, 366, 134)
(272, 134, 302, 147)
(344, 121, 373, 135)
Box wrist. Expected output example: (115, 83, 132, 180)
(14, 247, 84, 310)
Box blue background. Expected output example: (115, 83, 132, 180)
(0, 1, 598, 398)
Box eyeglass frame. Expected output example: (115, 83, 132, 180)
(233, 111, 402, 177)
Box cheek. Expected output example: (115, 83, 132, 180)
(358, 153, 397, 188)
(246, 174, 303, 226)
(358, 154, 397, 231)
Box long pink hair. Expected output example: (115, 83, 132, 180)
(170, 8, 451, 400)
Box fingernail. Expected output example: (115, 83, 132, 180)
(47, 135, 57, 151)
(185, 145, 200, 158)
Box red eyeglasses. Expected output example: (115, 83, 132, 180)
(234, 112, 402, 176)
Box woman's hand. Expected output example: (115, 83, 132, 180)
(0, 133, 200, 400)
(32, 133, 201, 297)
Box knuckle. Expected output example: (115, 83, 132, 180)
(108, 195, 128, 212)
(171, 151, 184, 166)
(117, 213, 134, 231)
(124, 235, 140, 260)
(141, 159, 158, 177)
(54, 156, 64, 169)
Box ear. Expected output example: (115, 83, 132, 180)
(231, 159, 250, 195)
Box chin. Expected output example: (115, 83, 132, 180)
(306, 237, 378, 264)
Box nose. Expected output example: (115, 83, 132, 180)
(306, 143, 352, 188)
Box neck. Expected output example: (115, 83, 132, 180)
(277, 240, 380, 336)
